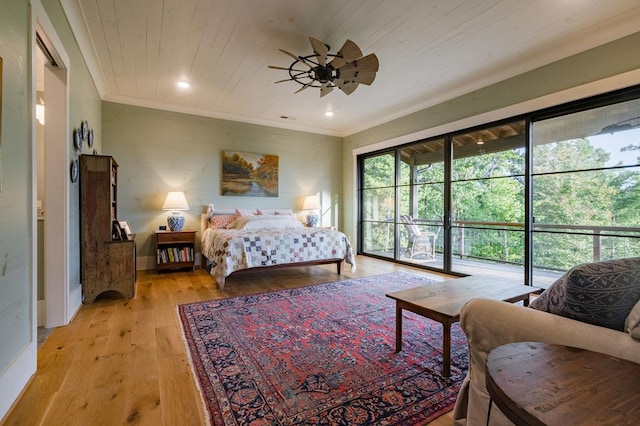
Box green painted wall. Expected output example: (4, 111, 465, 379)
(1, 0, 103, 416)
(102, 102, 343, 268)
(0, 0, 32, 377)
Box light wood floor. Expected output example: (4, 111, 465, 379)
(1, 256, 456, 426)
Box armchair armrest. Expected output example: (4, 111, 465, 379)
(454, 298, 640, 425)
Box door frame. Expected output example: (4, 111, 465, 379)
(32, 1, 73, 329)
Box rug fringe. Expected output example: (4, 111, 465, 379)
(176, 305, 213, 426)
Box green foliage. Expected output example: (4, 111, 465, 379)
(360, 136, 640, 271)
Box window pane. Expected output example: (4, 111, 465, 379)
(451, 120, 526, 278)
(399, 139, 445, 185)
(398, 139, 445, 266)
(362, 188, 394, 221)
(533, 167, 640, 227)
(533, 99, 640, 174)
(361, 221, 395, 259)
(452, 122, 526, 181)
(363, 153, 395, 188)
(532, 98, 640, 287)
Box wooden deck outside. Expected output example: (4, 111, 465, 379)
(368, 250, 561, 288)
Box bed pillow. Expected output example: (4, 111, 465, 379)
(209, 214, 238, 229)
(530, 257, 640, 331)
(235, 208, 256, 217)
(228, 215, 303, 230)
(256, 208, 293, 216)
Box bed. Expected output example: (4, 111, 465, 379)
(200, 209, 356, 290)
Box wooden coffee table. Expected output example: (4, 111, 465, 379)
(386, 276, 538, 377)
(486, 342, 640, 425)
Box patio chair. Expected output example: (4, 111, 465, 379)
(400, 215, 437, 260)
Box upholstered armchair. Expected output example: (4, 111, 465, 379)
(453, 257, 640, 425)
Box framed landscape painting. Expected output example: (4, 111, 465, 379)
(222, 150, 279, 197)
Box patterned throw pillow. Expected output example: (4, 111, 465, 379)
(530, 257, 640, 331)
(210, 214, 238, 229)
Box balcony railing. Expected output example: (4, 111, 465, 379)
(425, 219, 640, 271)
(364, 218, 640, 273)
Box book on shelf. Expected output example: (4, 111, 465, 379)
(157, 246, 194, 264)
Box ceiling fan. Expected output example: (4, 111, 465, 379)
(269, 37, 379, 97)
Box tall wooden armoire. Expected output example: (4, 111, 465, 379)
(80, 155, 136, 302)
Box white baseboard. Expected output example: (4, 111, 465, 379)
(68, 285, 82, 324)
(0, 341, 36, 421)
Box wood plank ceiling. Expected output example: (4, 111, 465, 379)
(67, 0, 640, 136)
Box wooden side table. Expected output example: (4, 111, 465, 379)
(155, 230, 196, 273)
(486, 342, 640, 425)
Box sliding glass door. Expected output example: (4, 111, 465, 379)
(361, 153, 396, 259)
(531, 98, 640, 287)
(358, 87, 640, 285)
(398, 139, 445, 268)
(450, 121, 526, 280)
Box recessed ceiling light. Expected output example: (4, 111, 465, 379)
(325, 111, 334, 117)
(177, 81, 190, 89)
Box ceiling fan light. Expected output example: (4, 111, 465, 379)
(271, 37, 377, 97)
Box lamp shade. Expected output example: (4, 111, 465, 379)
(162, 191, 190, 211)
(302, 195, 320, 210)
(163, 191, 189, 231)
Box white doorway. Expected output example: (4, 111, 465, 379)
(34, 5, 72, 330)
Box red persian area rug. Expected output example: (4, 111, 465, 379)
(177, 272, 468, 425)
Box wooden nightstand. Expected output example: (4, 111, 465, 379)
(155, 230, 196, 273)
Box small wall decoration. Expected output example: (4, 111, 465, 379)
(73, 128, 82, 151)
(222, 150, 279, 197)
(70, 159, 79, 183)
(81, 120, 89, 141)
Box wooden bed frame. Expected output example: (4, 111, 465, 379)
(199, 212, 344, 282)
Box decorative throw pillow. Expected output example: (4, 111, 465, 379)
(530, 257, 640, 331)
(235, 208, 256, 217)
(209, 214, 238, 229)
(625, 300, 640, 341)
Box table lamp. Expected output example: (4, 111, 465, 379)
(162, 191, 190, 231)
(302, 194, 321, 227)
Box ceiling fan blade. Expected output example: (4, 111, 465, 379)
(278, 49, 313, 68)
(320, 83, 334, 97)
(309, 37, 329, 67)
(338, 81, 359, 95)
(328, 39, 363, 68)
(337, 70, 377, 85)
(268, 65, 309, 73)
(274, 78, 295, 84)
(294, 82, 313, 94)
(336, 53, 379, 75)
